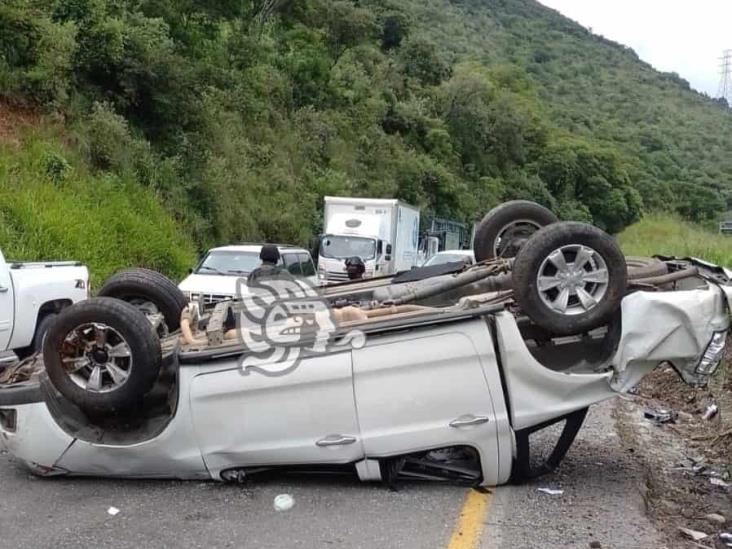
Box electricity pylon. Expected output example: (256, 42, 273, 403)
(718, 49, 732, 105)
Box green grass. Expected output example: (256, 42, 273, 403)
(0, 130, 197, 285)
(618, 213, 732, 268)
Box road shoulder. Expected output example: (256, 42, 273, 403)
(481, 399, 665, 549)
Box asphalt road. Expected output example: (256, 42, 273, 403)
(482, 399, 664, 549)
(0, 400, 663, 549)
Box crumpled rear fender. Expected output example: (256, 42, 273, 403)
(495, 282, 730, 431)
(610, 284, 730, 391)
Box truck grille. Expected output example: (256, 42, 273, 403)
(189, 293, 232, 305)
(325, 271, 350, 282)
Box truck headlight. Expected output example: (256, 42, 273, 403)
(696, 331, 727, 375)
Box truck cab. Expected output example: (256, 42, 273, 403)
(0, 248, 89, 356)
(318, 197, 419, 284)
(318, 232, 390, 283)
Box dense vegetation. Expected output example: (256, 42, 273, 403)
(2, 0, 732, 276)
(0, 126, 196, 282)
(619, 214, 732, 268)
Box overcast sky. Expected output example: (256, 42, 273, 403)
(538, 1, 732, 97)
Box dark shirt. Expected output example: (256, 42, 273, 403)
(246, 262, 291, 286)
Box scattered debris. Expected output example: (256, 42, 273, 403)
(677, 410, 694, 422)
(703, 513, 726, 525)
(537, 487, 564, 496)
(678, 527, 708, 542)
(107, 507, 120, 516)
(673, 457, 730, 486)
(673, 456, 708, 475)
(702, 403, 719, 421)
(273, 494, 294, 512)
(720, 531, 732, 547)
(588, 541, 601, 549)
(619, 363, 732, 549)
(643, 407, 678, 425)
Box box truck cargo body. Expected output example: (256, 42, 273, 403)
(318, 197, 420, 283)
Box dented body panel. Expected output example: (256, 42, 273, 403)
(0, 270, 728, 486)
(611, 286, 730, 390)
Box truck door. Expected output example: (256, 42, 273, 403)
(0, 252, 13, 351)
(189, 351, 364, 474)
(352, 320, 507, 485)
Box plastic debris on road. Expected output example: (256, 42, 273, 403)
(720, 532, 732, 547)
(678, 527, 708, 541)
(107, 507, 120, 516)
(702, 403, 719, 420)
(537, 487, 563, 496)
(710, 477, 730, 487)
(673, 456, 707, 475)
(273, 494, 295, 512)
(643, 407, 677, 425)
(704, 513, 726, 525)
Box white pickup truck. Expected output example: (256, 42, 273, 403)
(0, 248, 89, 358)
(0, 218, 728, 487)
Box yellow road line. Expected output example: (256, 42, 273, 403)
(446, 489, 493, 549)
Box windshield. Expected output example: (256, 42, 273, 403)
(320, 235, 376, 260)
(196, 251, 262, 275)
(424, 253, 473, 267)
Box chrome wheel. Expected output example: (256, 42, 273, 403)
(60, 323, 132, 393)
(494, 220, 543, 258)
(536, 244, 609, 315)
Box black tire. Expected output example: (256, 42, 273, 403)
(43, 297, 162, 415)
(31, 312, 58, 353)
(14, 313, 59, 360)
(474, 200, 558, 261)
(97, 268, 187, 333)
(626, 256, 667, 280)
(512, 222, 627, 336)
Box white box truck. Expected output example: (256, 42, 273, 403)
(318, 197, 420, 283)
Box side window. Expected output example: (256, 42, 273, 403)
(298, 253, 316, 277)
(282, 254, 302, 276)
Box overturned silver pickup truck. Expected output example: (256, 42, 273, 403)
(0, 202, 729, 487)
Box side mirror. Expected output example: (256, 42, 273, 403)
(386, 243, 392, 255)
(188, 268, 194, 274)
(377, 240, 384, 255)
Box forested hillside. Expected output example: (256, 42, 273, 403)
(1, 0, 731, 277)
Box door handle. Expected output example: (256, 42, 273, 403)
(316, 434, 357, 447)
(0, 286, 7, 293)
(449, 415, 490, 428)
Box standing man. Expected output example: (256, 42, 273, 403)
(247, 244, 289, 286)
(345, 256, 366, 281)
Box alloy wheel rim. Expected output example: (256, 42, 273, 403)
(536, 244, 609, 316)
(60, 323, 132, 393)
(494, 220, 544, 258)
